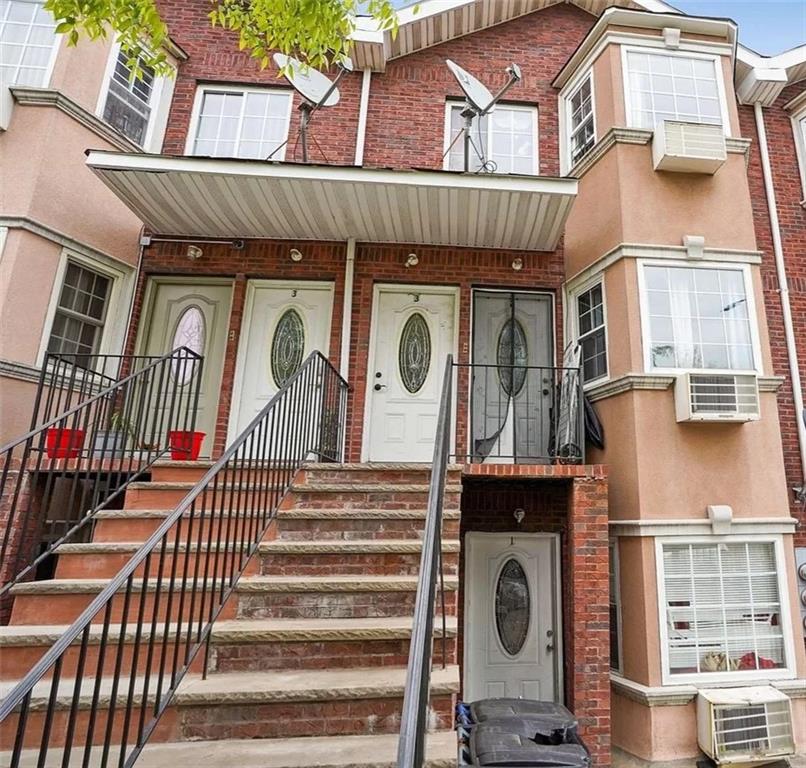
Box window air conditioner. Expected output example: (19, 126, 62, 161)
(697, 687, 795, 764)
(652, 120, 726, 174)
(674, 373, 760, 423)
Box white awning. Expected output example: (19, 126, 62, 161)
(86, 151, 578, 251)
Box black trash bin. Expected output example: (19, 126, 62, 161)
(470, 699, 580, 743)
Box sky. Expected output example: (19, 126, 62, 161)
(386, 0, 806, 57)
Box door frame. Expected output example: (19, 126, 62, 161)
(463, 531, 564, 703)
(361, 282, 460, 463)
(227, 279, 335, 443)
(466, 288, 557, 461)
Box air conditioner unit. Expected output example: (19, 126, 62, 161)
(697, 687, 795, 765)
(675, 373, 760, 423)
(652, 120, 727, 174)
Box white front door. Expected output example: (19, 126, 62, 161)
(464, 533, 560, 701)
(230, 281, 334, 439)
(365, 286, 457, 462)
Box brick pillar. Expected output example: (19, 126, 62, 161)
(567, 473, 610, 767)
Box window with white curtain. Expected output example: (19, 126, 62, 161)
(660, 541, 788, 679)
(190, 86, 292, 160)
(642, 264, 755, 371)
(0, 0, 57, 87)
(624, 49, 724, 131)
(445, 102, 537, 174)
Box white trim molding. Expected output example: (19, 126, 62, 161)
(609, 517, 798, 537)
(586, 373, 674, 402)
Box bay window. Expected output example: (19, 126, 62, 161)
(0, 0, 58, 88)
(576, 281, 607, 383)
(641, 264, 756, 372)
(100, 47, 157, 147)
(444, 101, 538, 175)
(659, 540, 790, 681)
(568, 75, 595, 166)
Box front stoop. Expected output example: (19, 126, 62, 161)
(1, 462, 461, 765)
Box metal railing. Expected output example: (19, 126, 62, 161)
(0, 349, 203, 600)
(457, 362, 585, 464)
(0, 351, 348, 766)
(397, 354, 453, 768)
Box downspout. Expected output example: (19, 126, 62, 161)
(354, 68, 372, 166)
(754, 102, 806, 493)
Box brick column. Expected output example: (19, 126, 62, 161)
(567, 473, 610, 767)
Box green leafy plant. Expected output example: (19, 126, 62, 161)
(44, 0, 403, 78)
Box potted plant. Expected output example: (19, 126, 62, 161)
(167, 429, 206, 461)
(45, 426, 85, 458)
(92, 411, 132, 459)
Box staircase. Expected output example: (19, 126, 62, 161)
(0, 461, 462, 767)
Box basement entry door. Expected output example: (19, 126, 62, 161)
(139, 280, 233, 459)
(365, 286, 456, 462)
(464, 533, 559, 701)
(230, 281, 334, 439)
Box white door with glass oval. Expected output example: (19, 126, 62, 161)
(230, 281, 334, 441)
(365, 285, 457, 462)
(464, 533, 560, 701)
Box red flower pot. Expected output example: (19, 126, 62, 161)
(168, 430, 205, 461)
(45, 428, 85, 459)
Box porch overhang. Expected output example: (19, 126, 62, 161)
(85, 151, 578, 251)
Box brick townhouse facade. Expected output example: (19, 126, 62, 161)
(0, 1, 805, 767)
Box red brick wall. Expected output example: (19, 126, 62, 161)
(739, 86, 806, 544)
(154, 1, 595, 173)
(460, 474, 610, 766)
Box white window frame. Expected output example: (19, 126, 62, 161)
(621, 46, 732, 137)
(96, 40, 174, 153)
(571, 274, 609, 387)
(610, 539, 623, 673)
(564, 72, 596, 172)
(791, 106, 806, 202)
(442, 100, 539, 175)
(655, 535, 796, 686)
(636, 259, 763, 376)
(37, 249, 134, 367)
(184, 83, 294, 160)
(0, 0, 62, 89)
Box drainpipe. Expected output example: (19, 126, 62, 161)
(340, 238, 356, 378)
(354, 68, 372, 166)
(754, 101, 806, 495)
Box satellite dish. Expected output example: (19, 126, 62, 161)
(269, 54, 354, 162)
(445, 59, 523, 172)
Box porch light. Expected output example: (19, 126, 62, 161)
(290, 248, 303, 262)
(405, 253, 419, 268)
(186, 245, 203, 261)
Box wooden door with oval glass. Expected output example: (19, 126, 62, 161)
(365, 285, 457, 462)
(464, 532, 560, 701)
(230, 281, 334, 440)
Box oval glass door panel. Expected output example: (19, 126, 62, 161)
(171, 306, 205, 384)
(271, 308, 305, 387)
(495, 558, 530, 656)
(399, 313, 431, 394)
(497, 318, 528, 396)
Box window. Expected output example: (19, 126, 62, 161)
(568, 75, 595, 166)
(190, 87, 292, 160)
(47, 262, 111, 357)
(794, 113, 806, 198)
(610, 541, 622, 672)
(576, 282, 607, 382)
(624, 50, 724, 131)
(445, 102, 537, 174)
(101, 48, 156, 146)
(642, 264, 755, 371)
(660, 541, 788, 680)
(0, 0, 57, 87)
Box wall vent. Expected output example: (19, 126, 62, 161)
(652, 120, 727, 174)
(674, 373, 760, 422)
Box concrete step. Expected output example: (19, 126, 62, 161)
(0, 666, 460, 748)
(286, 484, 462, 511)
(5, 731, 457, 768)
(298, 462, 464, 486)
(123, 481, 282, 510)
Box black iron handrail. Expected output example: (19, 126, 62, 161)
(397, 354, 453, 768)
(0, 349, 204, 603)
(0, 351, 348, 766)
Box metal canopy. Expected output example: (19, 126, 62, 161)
(86, 151, 578, 252)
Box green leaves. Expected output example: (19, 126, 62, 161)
(44, 0, 403, 79)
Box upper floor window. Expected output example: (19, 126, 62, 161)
(568, 75, 595, 166)
(659, 540, 790, 682)
(0, 0, 57, 88)
(609, 540, 622, 673)
(641, 263, 756, 372)
(624, 49, 725, 132)
(189, 86, 292, 160)
(576, 281, 607, 383)
(444, 101, 538, 175)
(100, 48, 157, 147)
(47, 262, 111, 357)
(794, 112, 806, 199)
